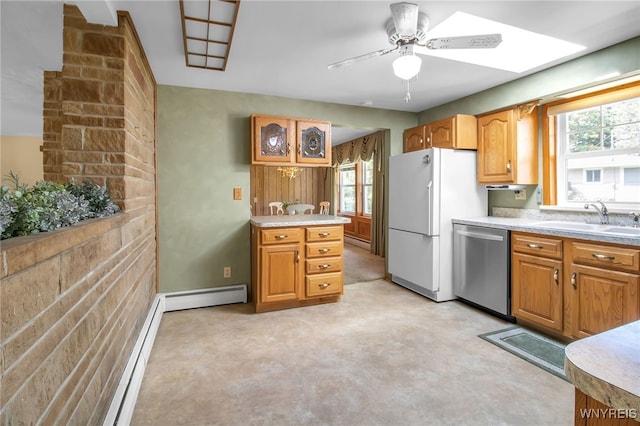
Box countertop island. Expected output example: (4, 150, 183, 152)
(565, 320, 640, 421)
(250, 214, 351, 227)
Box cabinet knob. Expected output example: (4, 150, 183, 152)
(318, 283, 331, 289)
(420, 137, 423, 145)
(571, 272, 577, 289)
(592, 253, 615, 261)
(554, 269, 559, 284)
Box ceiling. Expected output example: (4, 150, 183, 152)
(2, 1, 640, 144)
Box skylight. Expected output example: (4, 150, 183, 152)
(424, 11, 585, 73)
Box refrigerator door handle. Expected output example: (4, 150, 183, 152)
(426, 180, 433, 236)
(455, 229, 504, 242)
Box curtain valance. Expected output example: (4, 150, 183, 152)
(331, 131, 381, 166)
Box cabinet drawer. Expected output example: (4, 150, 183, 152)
(571, 242, 639, 273)
(306, 226, 343, 242)
(260, 228, 303, 245)
(512, 233, 563, 259)
(306, 257, 342, 274)
(306, 272, 343, 297)
(306, 241, 343, 258)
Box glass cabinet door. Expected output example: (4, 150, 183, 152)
(296, 120, 331, 165)
(252, 116, 294, 164)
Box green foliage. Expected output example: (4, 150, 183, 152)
(0, 176, 119, 240)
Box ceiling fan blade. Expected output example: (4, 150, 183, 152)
(420, 34, 503, 50)
(390, 2, 419, 39)
(327, 47, 398, 70)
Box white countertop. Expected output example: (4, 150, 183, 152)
(250, 214, 351, 228)
(565, 320, 640, 412)
(452, 216, 640, 246)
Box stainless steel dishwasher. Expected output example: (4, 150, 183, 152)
(453, 223, 513, 320)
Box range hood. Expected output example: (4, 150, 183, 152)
(485, 184, 527, 191)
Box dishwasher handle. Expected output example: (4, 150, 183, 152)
(455, 229, 505, 242)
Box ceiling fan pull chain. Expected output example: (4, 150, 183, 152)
(404, 80, 411, 103)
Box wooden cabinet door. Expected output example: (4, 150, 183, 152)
(477, 109, 515, 183)
(429, 118, 453, 148)
(252, 115, 295, 164)
(403, 125, 427, 152)
(569, 264, 639, 339)
(512, 252, 563, 332)
(260, 243, 301, 303)
(296, 120, 331, 165)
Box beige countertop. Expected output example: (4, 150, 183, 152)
(452, 216, 640, 247)
(250, 214, 351, 228)
(564, 320, 640, 413)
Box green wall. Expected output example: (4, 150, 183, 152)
(157, 37, 639, 293)
(157, 87, 416, 293)
(417, 37, 640, 211)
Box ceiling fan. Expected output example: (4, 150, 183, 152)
(328, 2, 503, 92)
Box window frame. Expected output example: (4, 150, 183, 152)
(337, 158, 373, 217)
(542, 81, 640, 210)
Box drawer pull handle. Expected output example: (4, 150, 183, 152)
(318, 248, 331, 254)
(571, 272, 577, 289)
(318, 264, 331, 270)
(296, 250, 300, 263)
(554, 269, 559, 284)
(592, 253, 615, 261)
(318, 283, 331, 289)
(274, 234, 288, 240)
(506, 160, 512, 174)
(318, 232, 330, 237)
(527, 243, 543, 249)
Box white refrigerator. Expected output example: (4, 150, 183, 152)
(388, 147, 487, 302)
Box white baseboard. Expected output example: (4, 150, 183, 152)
(164, 284, 248, 312)
(103, 284, 247, 425)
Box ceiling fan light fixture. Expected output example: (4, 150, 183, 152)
(392, 53, 422, 80)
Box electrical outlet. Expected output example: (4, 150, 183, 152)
(233, 187, 242, 200)
(223, 266, 231, 278)
(514, 189, 527, 200)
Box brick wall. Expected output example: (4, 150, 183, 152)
(1, 5, 157, 424)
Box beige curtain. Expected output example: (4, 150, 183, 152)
(329, 131, 386, 257)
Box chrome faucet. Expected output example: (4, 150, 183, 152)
(584, 201, 609, 224)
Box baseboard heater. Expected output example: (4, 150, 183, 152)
(163, 284, 248, 311)
(103, 283, 247, 425)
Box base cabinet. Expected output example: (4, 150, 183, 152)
(511, 232, 640, 339)
(574, 389, 638, 425)
(251, 224, 344, 312)
(512, 252, 563, 332)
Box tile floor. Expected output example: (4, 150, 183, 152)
(131, 279, 573, 426)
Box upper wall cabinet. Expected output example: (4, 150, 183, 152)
(403, 114, 477, 153)
(403, 125, 428, 153)
(428, 114, 477, 150)
(477, 103, 539, 185)
(251, 114, 331, 166)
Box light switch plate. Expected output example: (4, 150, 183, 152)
(233, 187, 242, 200)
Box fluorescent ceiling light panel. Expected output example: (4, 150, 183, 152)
(425, 12, 585, 73)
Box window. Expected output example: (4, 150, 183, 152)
(545, 83, 640, 209)
(338, 164, 356, 213)
(584, 169, 602, 183)
(338, 159, 373, 215)
(624, 167, 640, 186)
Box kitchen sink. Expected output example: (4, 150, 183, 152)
(533, 221, 607, 231)
(533, 221, 640, 236)
(601, 226, 640, 236)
